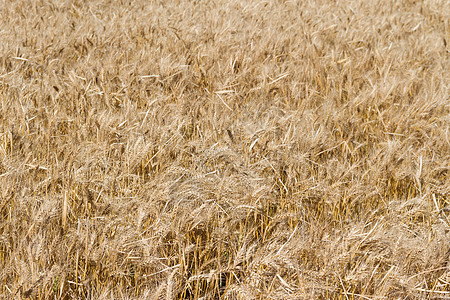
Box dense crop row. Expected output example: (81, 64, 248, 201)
(0, 0, 449, 298)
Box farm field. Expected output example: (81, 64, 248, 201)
(0, 0, 449, 298)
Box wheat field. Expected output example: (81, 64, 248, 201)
(0, 0, 449, 299)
